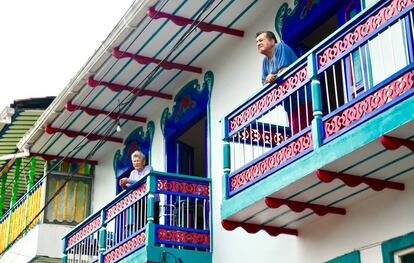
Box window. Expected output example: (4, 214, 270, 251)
(44, 161, 93, 224)
(382, 232, 414, 263)
(394, 246, 414, 263)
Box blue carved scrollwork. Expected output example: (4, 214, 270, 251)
(113, 121, 154, 179)
(161, 71, 214, 138)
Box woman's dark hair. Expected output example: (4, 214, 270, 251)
(256, 31, 277, 42)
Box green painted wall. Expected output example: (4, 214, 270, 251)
(326, 251, 361, 263)
(382, 231, 414, 263)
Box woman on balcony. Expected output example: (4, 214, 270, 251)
(119, 150, 152, 189)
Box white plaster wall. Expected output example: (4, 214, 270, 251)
(360, 245, 383, 263)
(0, 224, 72, 263)
(37, 224, 74, 258)
(92, 146, 119, 212)
(204, 0, 301, 262)
(296, 175, 414, 263)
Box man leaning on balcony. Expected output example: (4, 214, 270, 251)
(256, 31, 297, 85)
(256, 31, 311, 134)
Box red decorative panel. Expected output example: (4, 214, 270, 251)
(234, 127, 290, 146)
(318, 0, 414, 68)
(222, 220, 298, 237)
(104, 231, 146, 263)
(228, 66, 308, 132)
(230, 132, 313, 192)
(67, 216, 101, 247)
(157, 228, 210, 246)
(106, 183, 147, 219)
(324, 71, 414, 138)
(157, 179, 209, 197)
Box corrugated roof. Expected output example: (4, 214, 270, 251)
(0, 98, 54, 214)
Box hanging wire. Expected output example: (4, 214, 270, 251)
(7, 0, 223, 247)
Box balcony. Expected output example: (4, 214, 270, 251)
(62, 171, 211, 263)
(0, 160, 93, 261)
(221, 0, 414, 236)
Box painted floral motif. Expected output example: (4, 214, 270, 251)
(230, 132, 313, 192)
(104, 231, 146, 263)
(324, 71, 414, 138)
(157, 179, 209, 197)
(157, 228, 209, 246)
(234, 127, 290, 146)
(106, 183, 147, 220)
(67, 216, 101, 248)
(318, 0, 414, 68)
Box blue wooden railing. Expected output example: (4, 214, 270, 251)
(223, 0, 414, 198)
(62, 171, 211, 263)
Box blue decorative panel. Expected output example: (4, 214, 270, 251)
(161, 71, 214, 138)
(275, 0, 356, 44)
(113, 121, 154, 179)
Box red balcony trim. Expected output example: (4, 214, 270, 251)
(221, 220, 298, 237)
(87, 76, 173, 100)
(228, 66, 308, 133)
(318, 0, 414, 68)
(147, 7, 244, 37)
(45, 124, 123, 144)
(316, 169, 405, 191)
(324, 71, 414, 139)
(264, 197, 346, 216)
(380, 135, 414, 152)
(30, 153, 98, 165)
(113, 47, 202, 74)
(65, 101, 147, 123)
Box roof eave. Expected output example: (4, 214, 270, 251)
(16, 0, 154, 151)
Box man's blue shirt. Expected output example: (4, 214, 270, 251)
(261, 42, 297, 84)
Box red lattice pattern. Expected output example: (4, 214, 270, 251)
(157, 228, 210, 246)
(318, 0, 414, 68)
(104, 231, 146, 263)
(67, 217, 101, 247)
(324, 71, 414, 138)
(229, 67, 308, 132)
(158, 179, 209, 197)
(230, 132, 313, 192)
(106, 183, 147, 219)
(235, 127, 290, 146)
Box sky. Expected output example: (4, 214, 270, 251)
(0, 0, 133, 110)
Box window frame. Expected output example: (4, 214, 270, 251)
(382, 232, 414, 263)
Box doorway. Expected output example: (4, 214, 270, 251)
(166, 115, 207, 178)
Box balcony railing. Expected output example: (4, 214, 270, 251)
(0, 167, 92, 255)
(62, 171, 211, 263)
(223, 0, 414, 198)
(0, 174, 45, 254)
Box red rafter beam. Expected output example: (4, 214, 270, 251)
(264, 197, 346, 216)
(222, 220, 297, 237)
(113, 47, 202, 74)
(380, 135, 414, 152)
(65, 101, 146, 123)
(87, 76, 172, 100)
(147, 7, 244, 37)
(30, 153, 98, 165)
(45, 124, 123, 144)
(316, 169, 404, 191)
